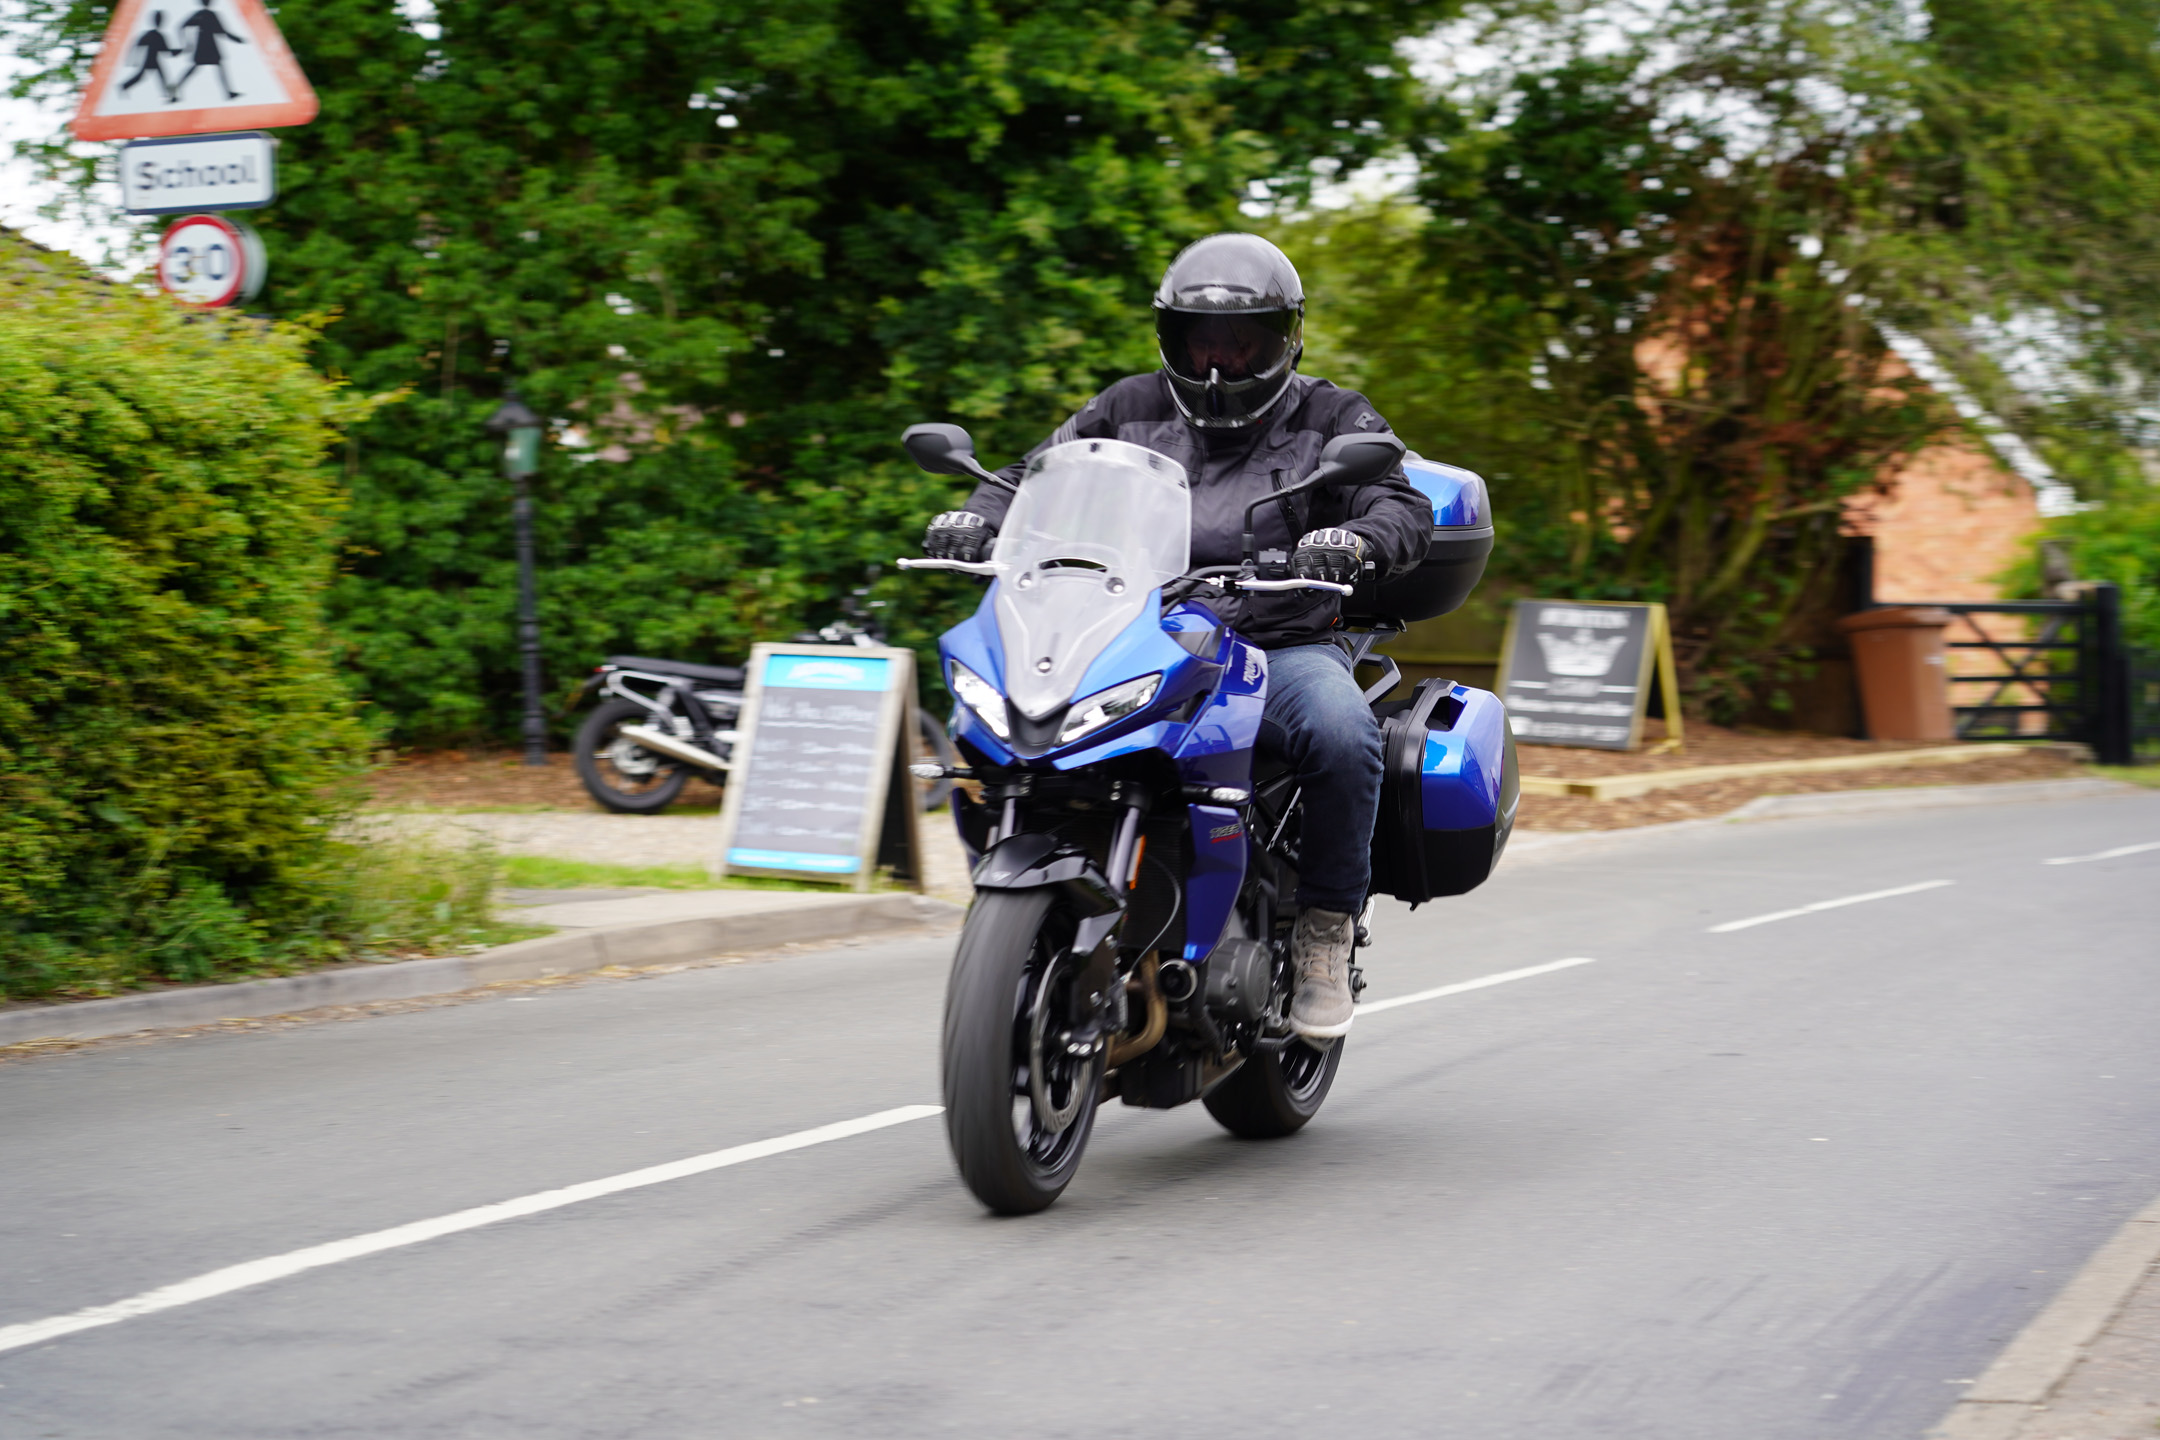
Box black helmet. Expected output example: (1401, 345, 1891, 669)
(1154, 233, 1305, 431)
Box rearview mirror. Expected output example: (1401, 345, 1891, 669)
(902, 423, 984, 478)
(1312, 432, 1407, 487)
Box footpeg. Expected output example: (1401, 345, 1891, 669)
(1349, 965, 1368, 1001)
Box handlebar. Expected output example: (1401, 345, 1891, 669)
(1235, 577, 1355, 596)
(897, 558, 1352, 597)
(895, 556, 997, 576)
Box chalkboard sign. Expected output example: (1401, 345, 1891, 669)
(1495, 600, 1684, 752)
(713, 644, 923, 889)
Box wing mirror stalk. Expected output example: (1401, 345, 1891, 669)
(900, 423, 1017, 493)
(1239, 432, 1406, 564)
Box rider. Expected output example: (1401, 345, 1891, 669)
(922, 233, 1430, 1040)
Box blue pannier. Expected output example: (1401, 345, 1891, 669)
(1369, 678, 1519, 904)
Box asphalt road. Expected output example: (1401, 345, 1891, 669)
(2, 787, 2157, 1439)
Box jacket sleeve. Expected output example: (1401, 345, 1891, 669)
(953, 385, 1126, 529)
(1321, 389, 1432, 583)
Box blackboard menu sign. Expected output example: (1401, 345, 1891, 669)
(1496, 600, 1684, 752)
(714, 644, 923, 889)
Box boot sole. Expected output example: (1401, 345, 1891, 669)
(1290, 1013, 1354, 1040)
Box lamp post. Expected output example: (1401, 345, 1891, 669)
(485, 394, 549, 767)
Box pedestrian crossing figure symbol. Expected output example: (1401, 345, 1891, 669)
(72, 0, 317, 141)
(174, 0, 248, 103)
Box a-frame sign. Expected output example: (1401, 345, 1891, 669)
(72, 0, 318, 142)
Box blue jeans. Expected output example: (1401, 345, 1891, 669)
(1258, 643, 1382, 914)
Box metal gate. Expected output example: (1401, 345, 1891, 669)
(1877, 584, 2136, 764)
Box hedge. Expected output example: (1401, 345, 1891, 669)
(0, 234, 372, 999)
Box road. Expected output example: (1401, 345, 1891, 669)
(2, 787, 2156, 1439)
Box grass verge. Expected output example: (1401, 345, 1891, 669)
(497, 855, 835, 892)
(2092, 763, 2160, 788)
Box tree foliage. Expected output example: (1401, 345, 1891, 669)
(13, 0, 1460, 741)
(0, 234, 372, 997)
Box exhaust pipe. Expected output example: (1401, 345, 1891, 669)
(617, 723, 730, 773)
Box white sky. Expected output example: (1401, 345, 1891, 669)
(3, 21, 156, 270)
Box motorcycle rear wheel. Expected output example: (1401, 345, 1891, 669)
(941, 889, 1100, 1214)
(573, 698, 693, 814)
(1203, 1035, 1343, 1139)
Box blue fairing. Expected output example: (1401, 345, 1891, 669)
(1183, 803, 1245, 960)
(1402, 455, 1489, 529)
(1421, 685, 1509, 831)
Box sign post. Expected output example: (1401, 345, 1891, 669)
(713, 645, 925, 891)
(1496, 600, 1685, 752)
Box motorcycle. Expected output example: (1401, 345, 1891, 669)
(895, 423, 1515, 1213)
(568, 576, 959, 814)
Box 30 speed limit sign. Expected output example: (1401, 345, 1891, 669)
(157, 213, 266, 308)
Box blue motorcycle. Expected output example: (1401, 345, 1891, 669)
(897, 424, 1517, 1213)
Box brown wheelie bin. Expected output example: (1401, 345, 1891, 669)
(1836, 606, 1957, 741)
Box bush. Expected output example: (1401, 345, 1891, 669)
(2005, 492, 2160, 653)
(0, 234, 373, 999)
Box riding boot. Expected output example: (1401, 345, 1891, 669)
(1289, 907, 1357, 1039)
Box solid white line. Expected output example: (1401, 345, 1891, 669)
(1708, 879, 1955, 934)
(1360, 957, 1598, 1014)
(2044, 840, 2160, 866)
(0, 1104, 943, 1357)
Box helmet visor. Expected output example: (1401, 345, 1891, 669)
(1156, 308, 1299, 384)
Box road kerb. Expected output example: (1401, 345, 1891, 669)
(0, 893, 961, 1049)
(1928, 1192, 2160, 1440)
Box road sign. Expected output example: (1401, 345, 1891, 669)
(156, 213, 265, 308)
(72, 0, 317, 142)
(1495, 600, 1685, 751)
(120, 131, 275, 214)
(714, 645, 925, 890)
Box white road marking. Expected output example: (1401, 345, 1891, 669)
(1707, 879, 1955, 934)
(2044, 840, 2160, 866)
(0, 1104, 942, 1357)
(1360, 957, 1597, 1014)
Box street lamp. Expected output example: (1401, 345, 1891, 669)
(485, 393, 548, 767)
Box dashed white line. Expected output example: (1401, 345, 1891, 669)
(1708, 879, 1956, 934)
(2044, 841, 2160, 866)
(1360, 957, 1598, 1013)
(0, 1104, 942, 1357)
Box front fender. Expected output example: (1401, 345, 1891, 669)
(971, 832, 1122, 919)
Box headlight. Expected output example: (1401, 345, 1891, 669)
(948, 661, 1009, 739)
(1057, 673, 1161, 745)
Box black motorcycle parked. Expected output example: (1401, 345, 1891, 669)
(568, 581, 958, 814)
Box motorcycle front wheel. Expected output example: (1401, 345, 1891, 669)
(1203, 1034, 1343, 1139)
(941, 889, 1101, 1214)
(573, 698, 693, 814)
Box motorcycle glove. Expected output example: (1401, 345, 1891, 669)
(1291, 527, 1370, 587)
(925, 510, 996, 563)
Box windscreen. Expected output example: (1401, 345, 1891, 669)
(991, 439, 1191, 721)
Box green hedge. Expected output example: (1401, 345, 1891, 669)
(0, 236, 372, 999)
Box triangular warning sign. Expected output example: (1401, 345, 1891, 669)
(72, 0, 318, 142)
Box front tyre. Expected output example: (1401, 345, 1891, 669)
(941, 889, 1101, 1214)
(1203, 1035, 1343, 1139)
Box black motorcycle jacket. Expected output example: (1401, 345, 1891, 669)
(954, 372, 1432, 651)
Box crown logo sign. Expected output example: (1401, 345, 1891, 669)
(1537, 628, 1628, 678)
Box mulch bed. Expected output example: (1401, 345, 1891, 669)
(1518, 747, 2083, 831)
(1515, 719, 1979, 779)
(364, 750, 725, 812)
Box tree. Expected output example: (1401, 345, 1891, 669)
(11, 0, 1461, 741)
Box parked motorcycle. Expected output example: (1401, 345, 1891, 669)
(895, 423, 1513, 1213)
(568, 577, 958, 814)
